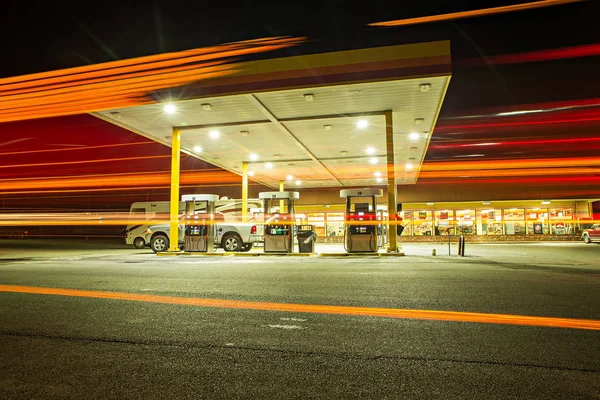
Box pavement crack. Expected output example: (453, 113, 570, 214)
(1, 330, 598, 374)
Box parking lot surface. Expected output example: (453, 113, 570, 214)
(1, 240, 599, 399)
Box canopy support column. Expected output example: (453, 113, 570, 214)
(168, 127, 181, 252)
(279, 180, 285, 213)
(385, 110, 398, 252)
(242, 162, 248, 222)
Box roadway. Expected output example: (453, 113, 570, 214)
(0, 240, 599, 399)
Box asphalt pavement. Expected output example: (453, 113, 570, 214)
(0, 240, 599, 399)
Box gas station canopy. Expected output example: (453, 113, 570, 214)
(96, 41, 451, 189)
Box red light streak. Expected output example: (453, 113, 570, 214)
(429, 136, 600, 149)
(459, 43, 600, 67)
(436, 115, 600, 131)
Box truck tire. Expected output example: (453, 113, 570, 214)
(151, 234, 169, 253)
(133, 237, 146, 249)
(240, 243, 253, 252)
(222, 233, 242, 252)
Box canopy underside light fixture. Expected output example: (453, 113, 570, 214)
(163, 104, 176, 114)
(356, 119, 368, 129)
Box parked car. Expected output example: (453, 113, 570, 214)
(582, 224, 600, 243)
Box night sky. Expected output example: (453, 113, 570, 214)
(2, 0, 598, 114)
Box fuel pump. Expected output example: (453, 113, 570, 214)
(340, 188, 383, 253)
(259, 191, 299, 253)
(181, 194, 219, 253)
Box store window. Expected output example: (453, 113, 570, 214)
(504, 208, 525, 235)
(526, 208, 549, 234)
(550, 208, 573, 234)
(307, 213, 325, 238)
(434, 210, 455, 235)
(326, 213, 344, 237)
(399, 211, 413, 236)
(413, 210, 433, 236)
(455, 209, 475, 235)
(481, 209, 503, 235)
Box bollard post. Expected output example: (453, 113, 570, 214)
(458, 235, 466, 257)
(432, 248, 436, 256)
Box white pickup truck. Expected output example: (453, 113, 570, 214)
(145, 215, 264, 253)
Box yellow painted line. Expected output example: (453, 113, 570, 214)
(1, 285, 599, 331)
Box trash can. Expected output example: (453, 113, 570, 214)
(297, 224, 316, 253)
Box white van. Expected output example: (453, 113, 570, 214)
(125, 199, 263, 248)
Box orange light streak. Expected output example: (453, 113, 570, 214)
(1, 285, 598, 331)
(1, 60, 227, 100)
(0, 155, 172, 170)
(0, 183, 252, 196)
(0, 69, 235, 120)
(369, 0, 583, 27)
(0, 37, 302, 88)
(1, 64, 233, 110)
(0, 170, 241, 191)
(0, 141, 156, 157)
(0, 37, 305, 123)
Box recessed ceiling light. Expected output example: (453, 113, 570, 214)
(240, 130, 249, 136)
(348, 89, 363, 94)
(374, 171, 382, 177)
(427, 202, 434, 206)
(295, 180, 302, 186)
(419, 83, 431, 92)
(163, 104, 176, 114)
(209, 129, 220, 139)
(366, 146, 376, 155)
(414, 118, 424, 125)
(249, 153, 258, 161)
(410, 147, 418, 152)
(324, 125, 332, 131)
(356, 119, 368, 129)
(248, 171, 255, 177)
(286, 175, 293, 181)
(265, 162, 273, 169)
(405, 163, 414, 170)
(376, 177, 383, 183)
(193, 146, 202, 153)
(369, 157, 378, 165)
(409, 132, 420, 141)
(541, 200, 551, 205)
(482, 201, 491, 205)
(303, 93, 315, 102)
(201, 103, 213, 111)
(409, 157, 416, 162)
